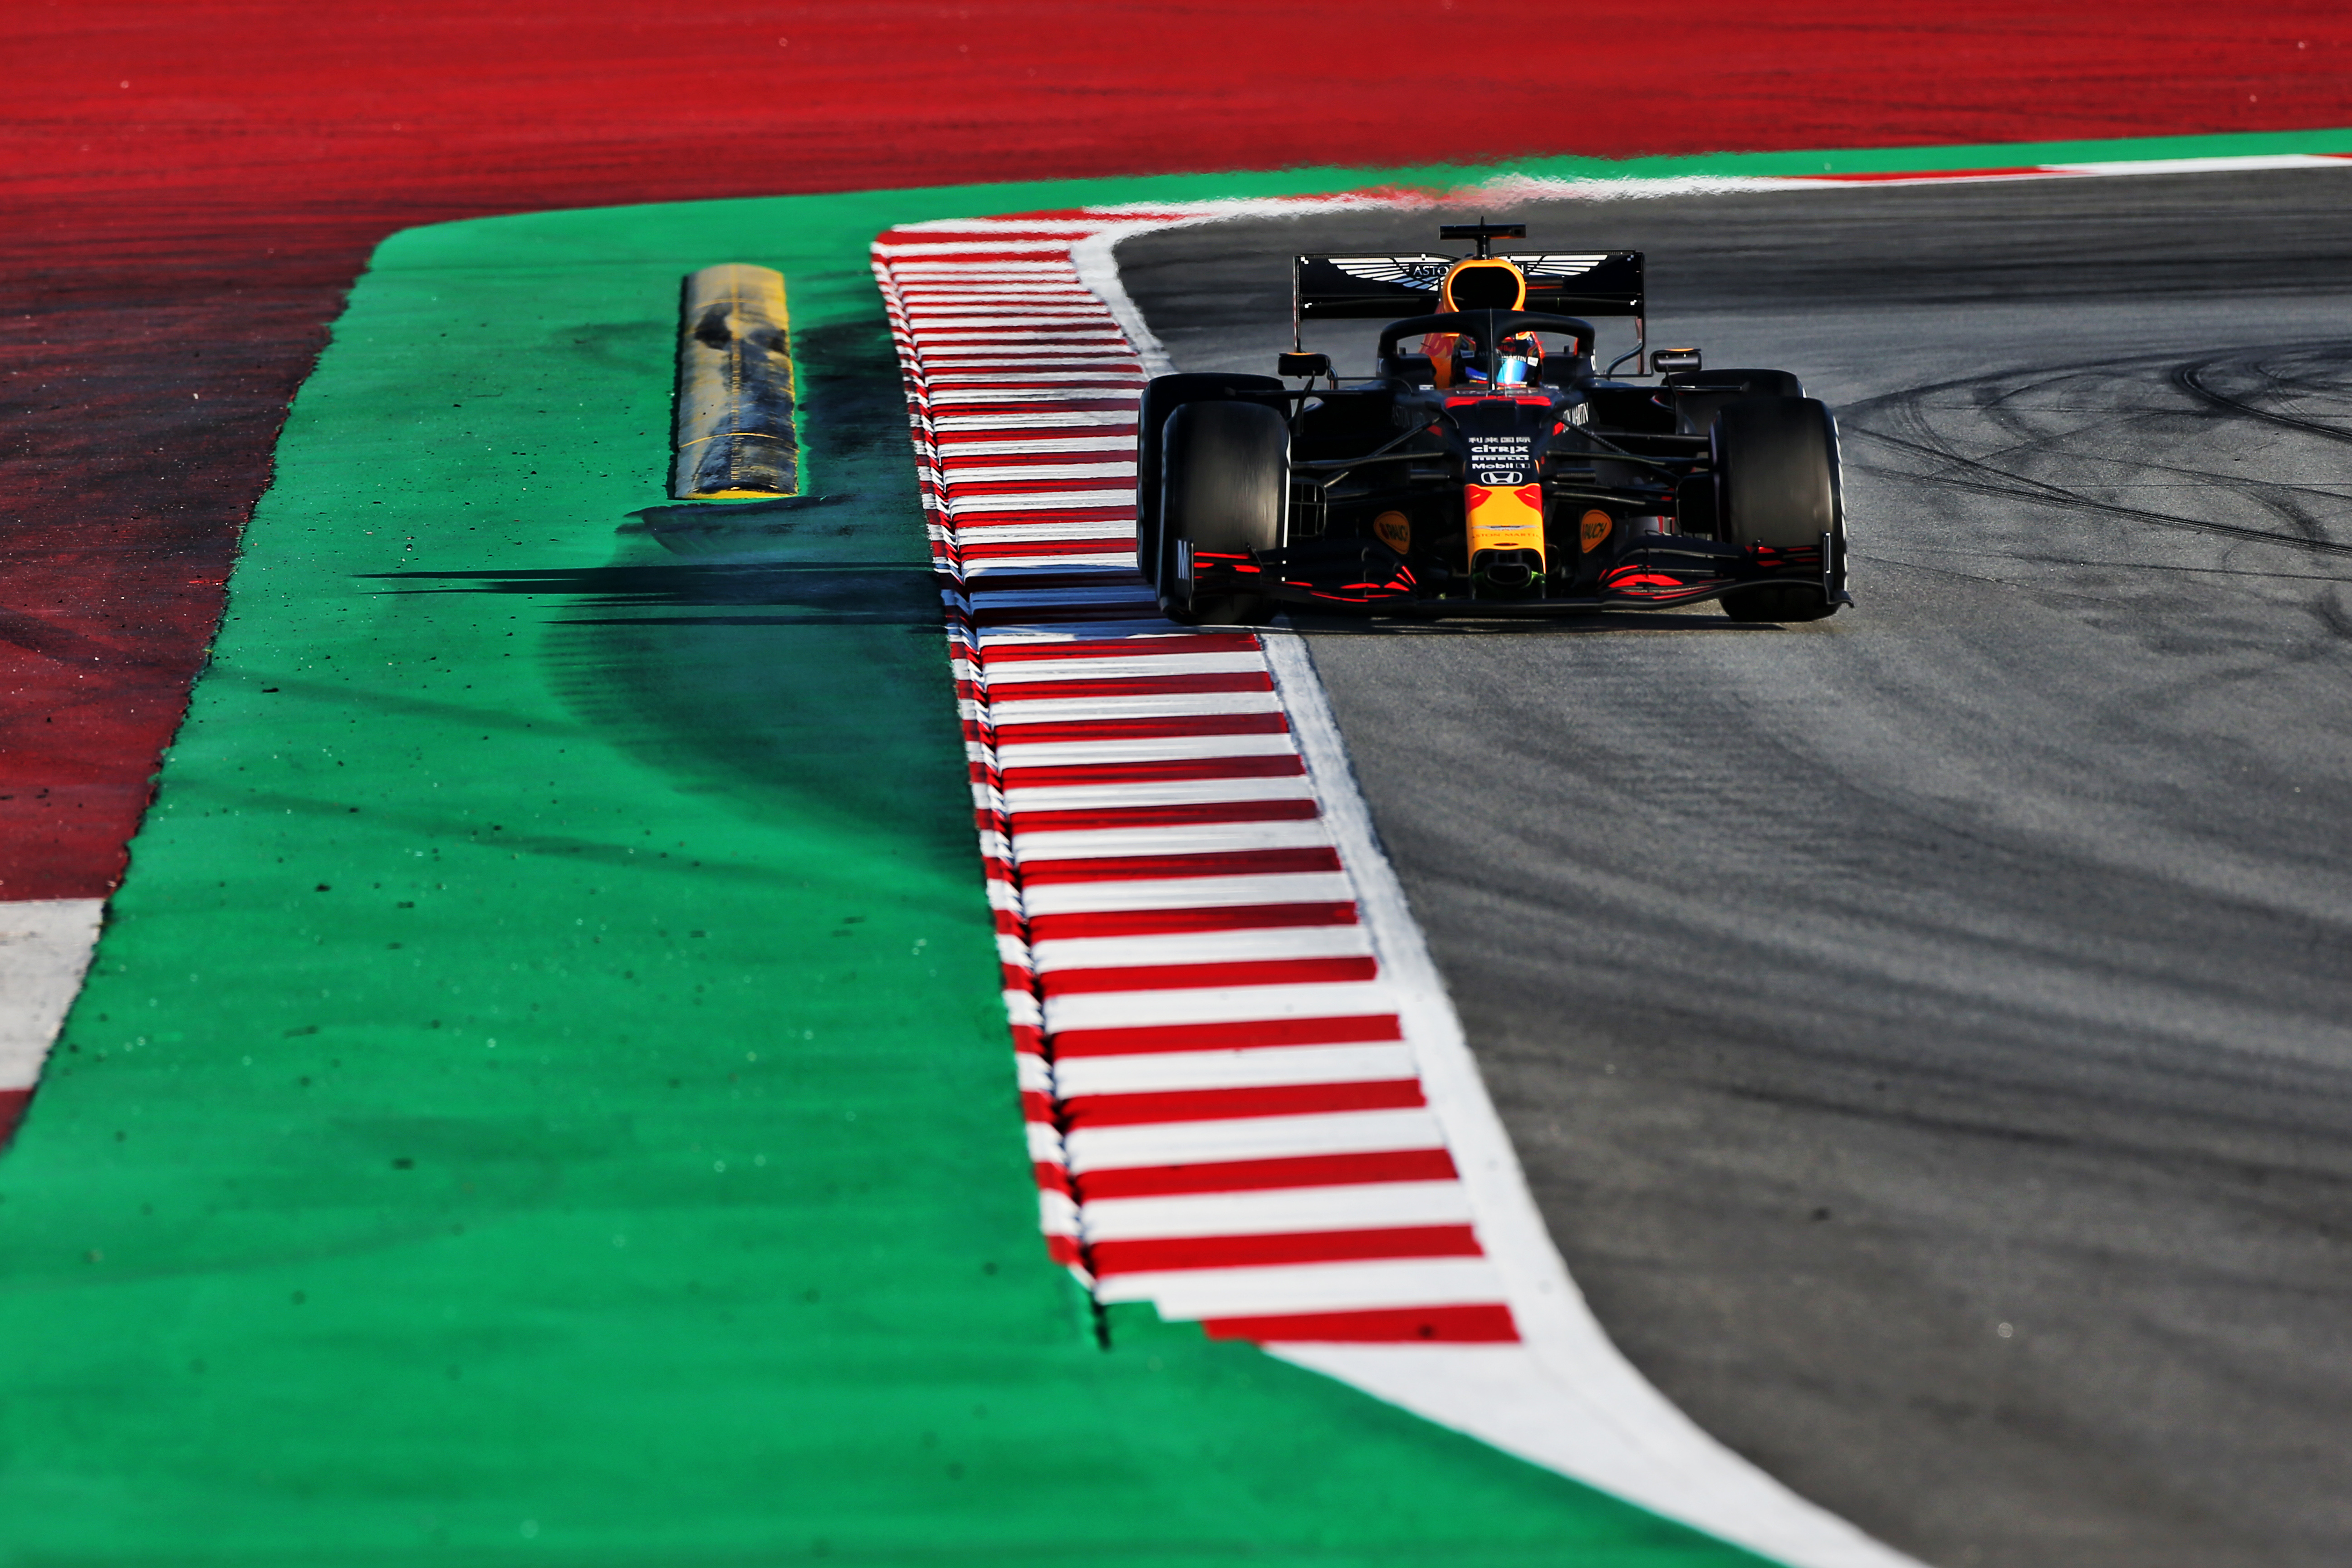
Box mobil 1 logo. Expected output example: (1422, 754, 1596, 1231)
(1468, 435, 1536, 487)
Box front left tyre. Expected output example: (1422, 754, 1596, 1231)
(1158, 399, 1287, 626)
(1136, 372, 1285, 586)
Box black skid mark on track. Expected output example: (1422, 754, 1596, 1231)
(2173, 350, 2352, 447)
(1845, 343, 2352, 564)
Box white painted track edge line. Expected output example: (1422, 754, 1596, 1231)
(1259, 636, 1921, 1568)
(1071, 231, 1179, 378)
(0, 897, 105, 1088)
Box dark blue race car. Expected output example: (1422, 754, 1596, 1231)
(1135, 221, 1850, 625)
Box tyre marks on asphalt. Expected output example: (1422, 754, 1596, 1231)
(1846, 347, 2352, 567)
(2172, 348, 2352, 449)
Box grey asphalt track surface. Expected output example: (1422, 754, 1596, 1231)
(1119, 171, 2352, 1568)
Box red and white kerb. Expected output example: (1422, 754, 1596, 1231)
(874, 215, 1516, 1347)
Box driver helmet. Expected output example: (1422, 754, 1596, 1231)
(1492, 332, 1543, 386)
(1416, 327, 1543, 388)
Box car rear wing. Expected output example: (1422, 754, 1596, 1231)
(1294, 250, 1646, 354)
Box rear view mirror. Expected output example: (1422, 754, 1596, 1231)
(1650, 347, 1702, 374)
(1278, 351, 1331, 379)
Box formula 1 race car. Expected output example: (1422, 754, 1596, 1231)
(1135, 222, 1849, 623)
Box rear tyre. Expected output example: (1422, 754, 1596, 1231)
(1136, 373, 1284, 587)
(1712, 395, 1843, 623)
(1158, 400, 1286, 626)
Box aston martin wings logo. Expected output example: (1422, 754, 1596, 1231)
(1328, 255, 1453, 289)
(1327, 254, 1611, 287)
(1511, 254, 1612, 280)
(1298, 250, 1644, 322)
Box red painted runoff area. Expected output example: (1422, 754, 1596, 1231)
(4, 2, 2352, 899)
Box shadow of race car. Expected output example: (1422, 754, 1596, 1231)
(1135, 221, 1850, 625)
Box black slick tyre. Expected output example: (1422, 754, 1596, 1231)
(1711, 395, 1844, 622)
(1135, 373, 1284, 586)
(1158, 399, 1287, 626)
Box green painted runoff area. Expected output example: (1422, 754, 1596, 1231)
(0, 186, 1764, 1568)
(5, 127, 2347, 1563)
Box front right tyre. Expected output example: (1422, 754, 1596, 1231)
(1710, 395, 1845, 622)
